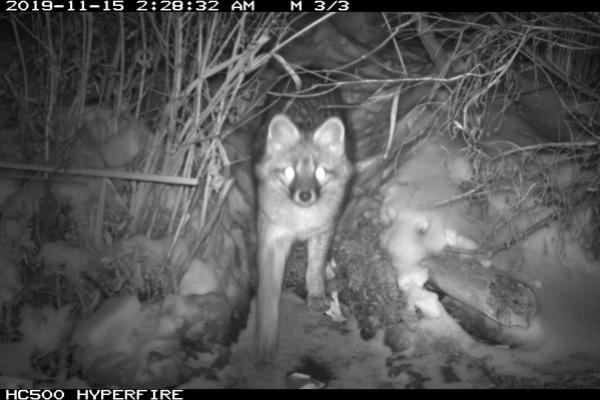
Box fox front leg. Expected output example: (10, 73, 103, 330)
(306, 230, 333, 312)
(255, 225, 293, 361)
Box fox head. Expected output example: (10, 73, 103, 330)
(257, 113, 351, 207)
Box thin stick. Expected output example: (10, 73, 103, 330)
(0, 162, 199, 186)
(384, 89, 400, 160)
(490, 141, 599, 161)
(271, 13, 337, 54)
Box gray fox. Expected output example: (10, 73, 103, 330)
(254, 78, 353, 361)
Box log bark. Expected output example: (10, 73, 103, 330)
(422, 251, 537, 328)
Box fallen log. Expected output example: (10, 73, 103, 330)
(421, 251, 537, 328)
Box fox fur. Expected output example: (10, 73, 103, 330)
(254, 108, 353, 361)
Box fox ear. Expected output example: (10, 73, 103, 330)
(267, 114, 301, 152)
(313, 116, 345, 156)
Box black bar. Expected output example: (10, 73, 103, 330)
(0, 0, 590, 13)
(1, 0, 395, 13)
(0, 389, 236, 400)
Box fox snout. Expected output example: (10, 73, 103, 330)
(290, 168, 319, 206)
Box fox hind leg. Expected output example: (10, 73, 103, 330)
(306, 230, 332, 312)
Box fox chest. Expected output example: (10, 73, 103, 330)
(261, 202, 334, 241)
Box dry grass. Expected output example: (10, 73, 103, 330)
(0, 13, 281, 307)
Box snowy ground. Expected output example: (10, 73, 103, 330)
(197, 292, 395, 389)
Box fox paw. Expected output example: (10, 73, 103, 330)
(307, 295, 330, 312)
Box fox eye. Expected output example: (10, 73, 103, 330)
(283, 166, 295, 182)
(315, 166, 327, 181)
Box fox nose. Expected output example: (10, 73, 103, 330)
(299, 190, 312, 202)
(295, 189, 315, 205)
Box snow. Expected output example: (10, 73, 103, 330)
(70, 295, 184, 388)
(379, 134, 484, 325)
(0, 305, 73, 378)
(178, 259, 222, 296)
(216, 292, 396, 389)
(72, 296, 144, 354)
(514, 225, 600, 362)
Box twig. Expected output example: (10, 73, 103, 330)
(490, 141, 599, 162)
(445, 211, 556, 257)
(272, 13, 337, 54)
(414, 13, 450, 75)
(0, 162, 199, 186)
(384, 88, 400, 160)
